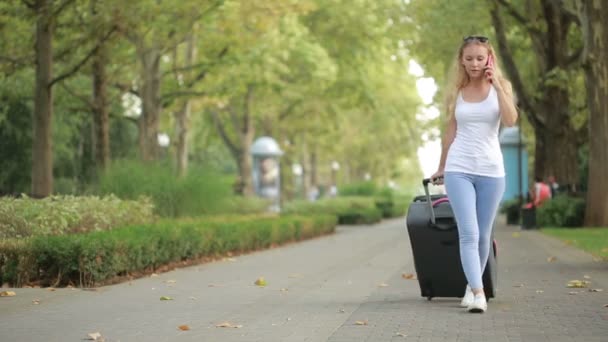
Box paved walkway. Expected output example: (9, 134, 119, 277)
(1, 216, 607, 342)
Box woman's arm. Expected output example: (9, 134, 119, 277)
(495, 79, 518, 127)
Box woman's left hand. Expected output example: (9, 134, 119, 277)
(484, 65, 494, 84)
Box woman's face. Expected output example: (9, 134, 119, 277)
(461, 44, 490, 79)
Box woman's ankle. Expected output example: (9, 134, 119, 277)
(472, 288, 484, 296)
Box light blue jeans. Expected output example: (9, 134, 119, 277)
(444, 172, 505, 290)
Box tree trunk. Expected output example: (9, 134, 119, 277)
(138, 46, 161, 161)
(577, 0, 608, 226)
(174, 32, 196, 177)
(491, 1, 580, 187)
(238, 86, 255, 196)
(175, 100, 190, 177)
(309, 148, 318, 188)
(92, 41, 110, 171)
(534, 90, 579, 186)
(31, 0, 54, 198)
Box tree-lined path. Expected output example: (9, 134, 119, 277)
(1, 217, 607, 342)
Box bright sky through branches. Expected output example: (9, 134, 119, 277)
(408, 60, 441, 178)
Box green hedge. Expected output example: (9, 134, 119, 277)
(283, 197, 383, 224)
(0, 195, 155, 239)
(0, 215, 336, 287)
(537, 195, 586, 228)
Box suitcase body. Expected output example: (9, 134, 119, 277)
(405, 179, 497, 300)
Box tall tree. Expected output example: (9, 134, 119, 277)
(490, 0, 583, 186)
(575, 0, 608, 226)
(30, 0, 55, 197)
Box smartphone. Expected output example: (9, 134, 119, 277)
(485, 55, 494, 83)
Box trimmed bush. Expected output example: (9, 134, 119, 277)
(283, 197, 383, 224)
(537, 195, 586, 228)
(0, 215, 336, 287)
(0, 195, 154, 239)
(338, 181, 378, 197)
(98, 160, 238, 217)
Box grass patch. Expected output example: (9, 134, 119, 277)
(542, 227, 608, 260)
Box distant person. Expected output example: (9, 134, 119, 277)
(533, 177, 552, 207)
(547, 175, 559, 198)
(430, 35, 518, 313)
(307, 186, 319, 202)
(328, 185, 338, 198)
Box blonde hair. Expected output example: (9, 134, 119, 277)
(443, 39, 507, 120)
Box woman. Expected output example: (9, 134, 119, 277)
(431, 35, 518, 313)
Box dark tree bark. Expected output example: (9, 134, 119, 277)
(491, 0, 581, 186)
(576, 0, 608, 226)
(31, 0, 54, 197)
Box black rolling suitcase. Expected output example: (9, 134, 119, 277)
(405, 178, 497, 300)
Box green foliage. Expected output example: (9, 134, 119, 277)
(338, 181, 378, 196)
(0, 214, 337, 287)
(0, 75, 32, 195)
(0, 195, 154, 239)
(283, 196, 383, 225)
(536, 195, 586, 228)
(98, 160, 235, 217)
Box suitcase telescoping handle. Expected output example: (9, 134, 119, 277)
(422, 177, 443, 225)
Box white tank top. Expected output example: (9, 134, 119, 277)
(445, 86, 505, 177)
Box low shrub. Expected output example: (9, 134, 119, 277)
(0, 195, 154, 239)
(0, 215, 336, 287)
(283, 197, 383, 225)
(537, 195, 586, 228)
(98, 160, 234, 217)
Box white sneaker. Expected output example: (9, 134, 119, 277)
(467, 294, 487, 313)
(460, 285, 474, 307)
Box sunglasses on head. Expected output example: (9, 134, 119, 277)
(463, 35, 489, 43)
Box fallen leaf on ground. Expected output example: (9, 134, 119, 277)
(0, 291, 16, 297)
(378, 283, 389, 287)
(402, 273, 416, 280)
(512, 232, 520, 238)
(160, 296, 173, 301)
(338, 308, 345, 313)
(589, 288, 603, 292)
(567, 280, 590, 288)
(32, 299, 40, 304)
(254, 277, 267, 287)
(354, 320, 368, 326)
(178, 325, 190, 331)
(547, 256, 557, 262)
(189, 296, 197, 300)
(216, 322, 243, 328)
(395, 332, 407, 337)
(85, 332, 103, 341)
(536, 290, 544, 294)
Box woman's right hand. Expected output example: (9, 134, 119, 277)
(430, 170, 444, 185)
